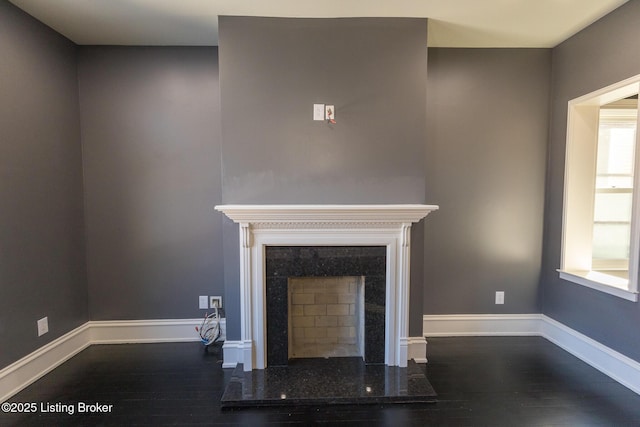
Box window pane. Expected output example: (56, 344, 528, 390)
(593, 192, 633, 222)
(598, 126, 636, 173)
(592, 223, 630, 260)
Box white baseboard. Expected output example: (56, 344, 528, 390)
(541, 315, 640, 395)
(4, 314, 640, 402)
(408, 336, 428, 363)
(0, 318, 226, 403)
(222, 337, 430, 368)
(423, 314, 543, 336)
(221, 340, 243, 368)
(0, 323, 92, 404)
(423, 313, 640, 396)
(89, 318, 226, 344)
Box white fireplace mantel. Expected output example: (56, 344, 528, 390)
(215, 204, 438, 371)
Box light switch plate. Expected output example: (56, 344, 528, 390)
(199, 295, 208, 309)
(313, 104, 325, 121)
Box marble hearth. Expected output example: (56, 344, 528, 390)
(215, 204, 438, 371)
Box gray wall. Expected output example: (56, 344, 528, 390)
(424, 48, 550, 314)
(541, 0, 640, 362)
(0, 2, 87, 368)
(218, 17, 429, 339)
(78, 47, 224, 320)
(9, 0, 635, 368)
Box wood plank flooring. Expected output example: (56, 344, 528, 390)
(2, 336, 640, 426)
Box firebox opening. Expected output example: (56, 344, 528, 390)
(288, 276, 365, 359)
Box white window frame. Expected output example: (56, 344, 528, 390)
(559, 75, 640, 302)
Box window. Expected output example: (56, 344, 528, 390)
(560, 76, 640, 301)
(592, 105, 636, 271)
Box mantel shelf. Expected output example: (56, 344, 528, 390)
(215, 204, 439, 224)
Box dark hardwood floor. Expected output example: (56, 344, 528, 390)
(2, 336, 640, 426)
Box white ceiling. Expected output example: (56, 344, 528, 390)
(9, 0, 629, 48)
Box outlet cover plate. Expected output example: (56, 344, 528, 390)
(495, 291, 505, 304)
(325, 104, 335, 120)
(210, 296, 222, 309)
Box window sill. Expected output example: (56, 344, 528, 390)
(558, 270, 638, 302)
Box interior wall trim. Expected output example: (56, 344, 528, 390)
(221, 336, 430, 367)
(0, 323, 92, 404)
(407, 336, 428, 363)
(0, 318, 226, 403)
(423, 314, 640, 395)
(423, 314, 542, 337)
(89, 318, 226, 344)
(541, 315, 640, 396)
(4, 314, 638, 402)
(221, 340, 244, 369)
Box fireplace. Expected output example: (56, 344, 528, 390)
(215, 204, 438, 371)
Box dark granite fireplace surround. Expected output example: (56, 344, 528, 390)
(265, 246, 386, 366)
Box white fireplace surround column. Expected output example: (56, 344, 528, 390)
(215, 204, 438, 371)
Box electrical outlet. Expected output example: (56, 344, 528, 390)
(210, 296, 222, 309)
(37, 317, 49, 336)
(199, 295, 208, 309)
(495, 291, 505, 305)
